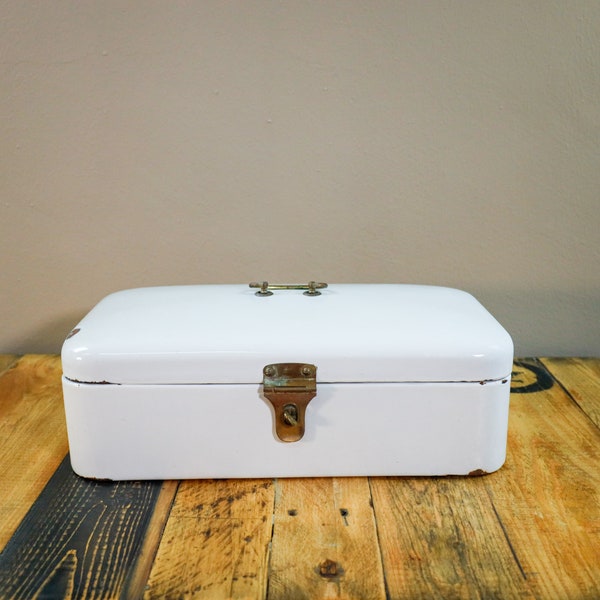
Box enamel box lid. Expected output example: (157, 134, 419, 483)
(61, 284, 513, 385)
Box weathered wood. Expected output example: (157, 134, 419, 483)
(268, 477, 386, 600)
(486, 359, 600, 599)
(145, 478, 275, 599)
(0, 354, 68, 550)
(370, 476, 534, 599)
(120, 480, 179, 599)
(0, 354, 19, 375)
(0, 455, 166, 599)
(540, 357, 600, 429)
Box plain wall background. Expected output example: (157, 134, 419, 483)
(1, 1, 599, 357)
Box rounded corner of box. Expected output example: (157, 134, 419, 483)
(61, 342, 88, 381)
(485, 456, 507, 476)
(69, 459, 113, 482)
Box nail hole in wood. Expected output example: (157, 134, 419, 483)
(340, 508, 349, 525)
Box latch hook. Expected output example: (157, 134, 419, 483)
(262, 363, 317, 442)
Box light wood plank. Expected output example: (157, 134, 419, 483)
(0, 354, 68, 551)
(486, 359, 600, 599)
(268, 477, 386, 600)
(540, 357, 600, 429)
(370, 476, 534, 599)
(145, 478, 275, 599)
(0, 354, 19, 375)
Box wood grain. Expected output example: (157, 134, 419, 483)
(145, 478, 275, 599)
(267, 477, 386, 600)
(120, 479, 179, 599)
(0, 354, 19, 375)
(540, 357, 600, 429)
(485, 358, 600, 599)
(369, 476, 533, 599)
(0, 455, 165, 599)
(0, 354, 68, 550)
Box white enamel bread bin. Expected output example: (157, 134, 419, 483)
(61, 283, 513, 480)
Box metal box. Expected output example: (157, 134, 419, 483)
(61, 283, 513, 480)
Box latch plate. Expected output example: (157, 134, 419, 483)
(263, 363, 317, 442)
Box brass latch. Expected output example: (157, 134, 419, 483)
(263, 363, 317, 442)
(250, 281, 328, 296)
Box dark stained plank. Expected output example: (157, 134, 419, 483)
(0, 456, 167, 599)
(121, 480, 179, 599)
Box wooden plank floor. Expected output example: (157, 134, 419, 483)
(0, 355, 598, 599)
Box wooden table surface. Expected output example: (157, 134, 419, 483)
(0, 355, 598, 599)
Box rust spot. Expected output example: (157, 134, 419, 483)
(65, 377, 115, 385)
(66, 327, 81, 339)
(468, 469, 488, 477)
(287, 509, 298, 516)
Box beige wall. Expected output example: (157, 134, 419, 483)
(1, 1, 599, 356)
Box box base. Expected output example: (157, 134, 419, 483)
(62, 377, 510, 480)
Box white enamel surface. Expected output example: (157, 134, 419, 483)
(63, 377, 510, 480)
(61, 284, 513, 384)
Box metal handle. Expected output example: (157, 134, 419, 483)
(249, 281, 328, 296)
